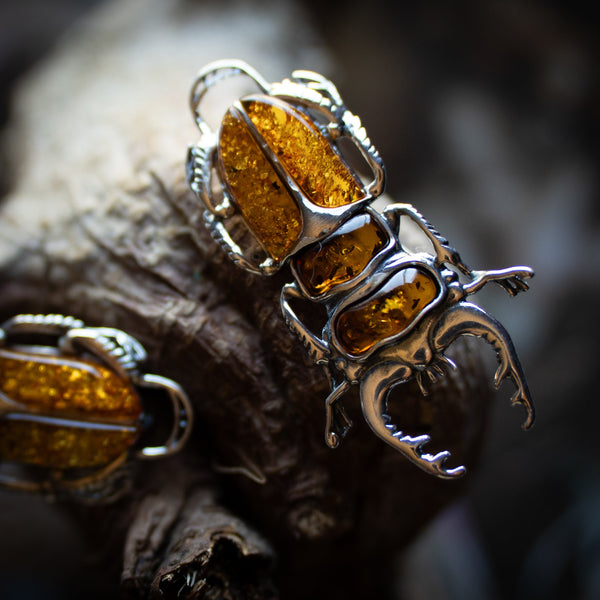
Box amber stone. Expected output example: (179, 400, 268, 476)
(0, 348, 142, 469)
(294, 213, 388, 296)
(242, 97, 365, 209)
(335, 268, 439, 355)
(0, 419, 138, 469)
(219, 107, 303, 261)
(217, 95, 366, 261)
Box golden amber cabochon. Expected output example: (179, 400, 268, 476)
(293, 213, 389, 297)
(335, 268, 440, 356)
(0, 348, 142, 469)
(217, 95, 365, 261)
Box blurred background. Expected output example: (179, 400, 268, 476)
(0, 0, 597, 598)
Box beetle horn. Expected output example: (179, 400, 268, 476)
(359, 362, 466, 479)
(431, 301, 534, 430)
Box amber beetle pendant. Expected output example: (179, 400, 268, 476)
(0, 314, 193, 500)
(187, 60, 534, 478)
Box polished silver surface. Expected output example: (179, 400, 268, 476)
(187, 60, 535, 478)
(0, 314, 194, 496)
(134, 373, 193, 458)
(61, 326, 148, 377)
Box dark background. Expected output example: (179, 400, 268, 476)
(0, 1, 598, 598)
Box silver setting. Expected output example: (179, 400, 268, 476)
(60, 326, 148, 377)
(0, 313, 85, 337)
(187, 61, 535, 479)
(0, 314, 194, 496)
(327, 257, 447, 361)
(290, 206, 397, 302)
(190, 59, 271, 135)
(134, 373, 193, 459)
(187, 59, 385, 274)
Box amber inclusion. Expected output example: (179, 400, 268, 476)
(0, 349, 142, 469)
(335, 268, 439, 355)
(217, 95, 366, 261)
(294, 213, 388, 297)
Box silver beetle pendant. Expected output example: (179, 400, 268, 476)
(0, 314, 193, 499)
(186, 60, 534, 478)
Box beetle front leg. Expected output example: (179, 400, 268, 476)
(360, 362, 466, 479)
(383, 203, 470, 273)
(383, 204, 534, 297)
(432, 301, 535, 429)
(463, 267, 534, 297)
(289, 70, 344, 109)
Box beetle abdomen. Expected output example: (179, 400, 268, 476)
(218, 95, 365, 261)
(0, 348, 142, 469)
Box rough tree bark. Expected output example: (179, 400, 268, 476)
(0, 1, 493, 598)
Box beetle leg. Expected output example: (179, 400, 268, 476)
(360, 362, 466, 479)
(61, 329, 194, 458)
(324, 380, 353, 449)
(383, 204, 471, 274)
(187, 132, 278, 273)
(186, 142, 233, 219)
(289, 70, 344, 109)
(280, 283, 330, 364)
(188, 144, 279, 275)
(60, 326, 147, 377)
(463, 267, 534, 297)
(382, 205, 535, 299)
(189, 59, 271, 135)
(432, 301, 535, 429)
(133, 373, 194, 459)
(282, 74, 385, 197)
(0, 313, 84, 341)
(339, 110, 385, 198)
(203, 211, 277, 276)
(280, 284, 354, 447)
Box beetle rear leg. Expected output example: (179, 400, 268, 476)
(432, 301, 535, 429)
(360, 362, 466, 479)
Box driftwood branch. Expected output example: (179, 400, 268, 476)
(0, 1, 493, 597)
